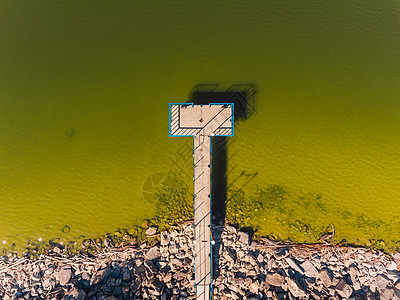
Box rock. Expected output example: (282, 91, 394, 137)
(57, 265, 72, 286)
(150, 278, 164, 292)
(162, 272, 172, 283)
(173, 271, 186, 281)
(62, 287, 86, 300)
(121, 269, 131, 281)
(160, 231, 170, 246)
(238, 232, 250, 245)
(171, 258, 183, 268)
(349, 266, 358, 282)
(375, 274, 389, 290)
(335, 279, 353, 298)
(318, 269, 332, 287)
(90, 267, 111, 285)
(301, 260, 318, 278)
(286, 277, 306, 297)
(266, 273, 285, 287)
(386, 261, 397, 271)
(144, 260, 158, 273)
(233, 277, 245, 286)
(274, 247, 289, 260)
(249, 281, 259, 293)
(146, 246, 161, 260)
(223, 250, 236, 262)
(285, 257, 304, 274)
(380, 288, 396, 300)
(146, 227, 157, 236)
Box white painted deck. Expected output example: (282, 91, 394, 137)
(169, 103, 234, 300)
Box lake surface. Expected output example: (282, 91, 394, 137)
(1, 1, 400, 251)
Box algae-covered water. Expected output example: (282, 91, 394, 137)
(1, 1, 400, 252)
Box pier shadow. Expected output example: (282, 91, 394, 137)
(188, 83, 257, 277)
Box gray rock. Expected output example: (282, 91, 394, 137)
(349, 266, 358, 281)
(386, 261, 397, 271)
(238, 232, 250, 245)
(146, 246, 161, 260)
(335, 279, 353, 298)
(233, 277, 245, 287)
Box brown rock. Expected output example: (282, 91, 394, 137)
(146, 227, 157, 236)
(285, 257, 304, 274)
(380, 288, 396, 300)
(62, 287, 86, 300)
(274, 247, 289, 260)
(249, 281, 259, 294)
(90, 266, 111, 285)
(266, 273, 285, 287)
(238, 232, 250, 245)
(57, 265, 72, 286)
(301, 260, 318, 278)
(375, 274, 389, 290)
(146, 246, 161, 260)
(160, 231, 170, 245)
(335, 279, 353, 298)
(318, 269, 332, 287)
(173, 271, 186, 281)
(286, 277, 306, 297)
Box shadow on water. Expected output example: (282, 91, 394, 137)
(188, 83, 257, 277)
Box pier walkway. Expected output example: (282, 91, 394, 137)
(169, 103, 234, 300)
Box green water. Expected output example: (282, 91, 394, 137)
(1, 1, 400, 251)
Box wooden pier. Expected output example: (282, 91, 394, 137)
(169, 103, 234, 300)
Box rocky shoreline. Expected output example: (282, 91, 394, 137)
(1, 223, 400, 299)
